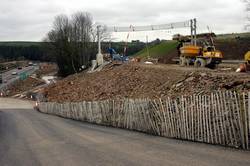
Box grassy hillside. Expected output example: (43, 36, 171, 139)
(134, 41, 178, 58)
(134, 32, 250, 61)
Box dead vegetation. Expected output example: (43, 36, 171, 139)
(6, 77, 45, 96)
(42, 62, 250, 102)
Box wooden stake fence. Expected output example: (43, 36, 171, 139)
(38, 91, 250, 149)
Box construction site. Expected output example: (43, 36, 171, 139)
(0, 18, 249, 103)
(1, 18, 250, 151)
(38, 19, 250, 103)
(2, 1, 250, 165)
(32, 19, 250, 151)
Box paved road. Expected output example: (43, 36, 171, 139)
(0, 98, 250, 166)
(0, 66, 38, 90)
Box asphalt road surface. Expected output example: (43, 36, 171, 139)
(0, 66, 38, 90)
(0, 98, 250, 166)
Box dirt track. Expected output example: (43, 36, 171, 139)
(43, 63, 250, 102)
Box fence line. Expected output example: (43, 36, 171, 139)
(38, 91, 250, 149)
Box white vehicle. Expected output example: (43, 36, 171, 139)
(11, 71, 17, 75)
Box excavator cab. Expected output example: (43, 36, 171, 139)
(203, 46, 214, 52)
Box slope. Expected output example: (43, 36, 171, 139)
(134, 41, 178, 62)
(42, 63, 250, 103)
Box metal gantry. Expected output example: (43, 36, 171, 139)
(104, 19, 197, 43)
(106, 20, 191, 32)
(95, 19, 197, 65)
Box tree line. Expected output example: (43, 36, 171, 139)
(0, 44, 55, 62)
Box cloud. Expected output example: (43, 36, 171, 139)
(0, 0, 247, 41)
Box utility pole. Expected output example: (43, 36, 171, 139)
(190, 18, 197, 46)
(146, 35, 150, 59)
(190, 19, 193, 45)
(96, 25, 103, 66)
(193, 18, 197, 46)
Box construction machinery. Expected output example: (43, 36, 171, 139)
(177, 19, 223, 68)
(179, 39, 223, 68)
(236, 51, 250, 72)
(245, 51, 250, 64)
(108, 45, 129, 62)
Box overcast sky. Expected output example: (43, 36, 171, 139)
(0, 0, 247, 41)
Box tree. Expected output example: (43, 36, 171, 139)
(44, 12, 96, 77)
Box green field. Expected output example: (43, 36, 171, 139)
(134, 41, 178, 58)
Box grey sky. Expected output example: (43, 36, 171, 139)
(0, 0, 247, 41)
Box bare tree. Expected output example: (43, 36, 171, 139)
(91, 24, 111, 43)
(44, 12, 95, 76)
(69, 12, 93, 72)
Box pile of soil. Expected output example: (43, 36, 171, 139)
(43, 63, 250, 102)
(6, 77, 45, 96)
(169, 72, 250, 96)
(158, 49, 178, 64)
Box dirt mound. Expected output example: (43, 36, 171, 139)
(6, 77, 45, 96)
(169, 72, 250, 96)
(43, 63, 186, 102)
(158, 49, 178, 64)
(43, 63, 250, 102)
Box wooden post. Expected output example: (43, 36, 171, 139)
(243, 93, 249, 149)
(234, 92, 245, 149)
